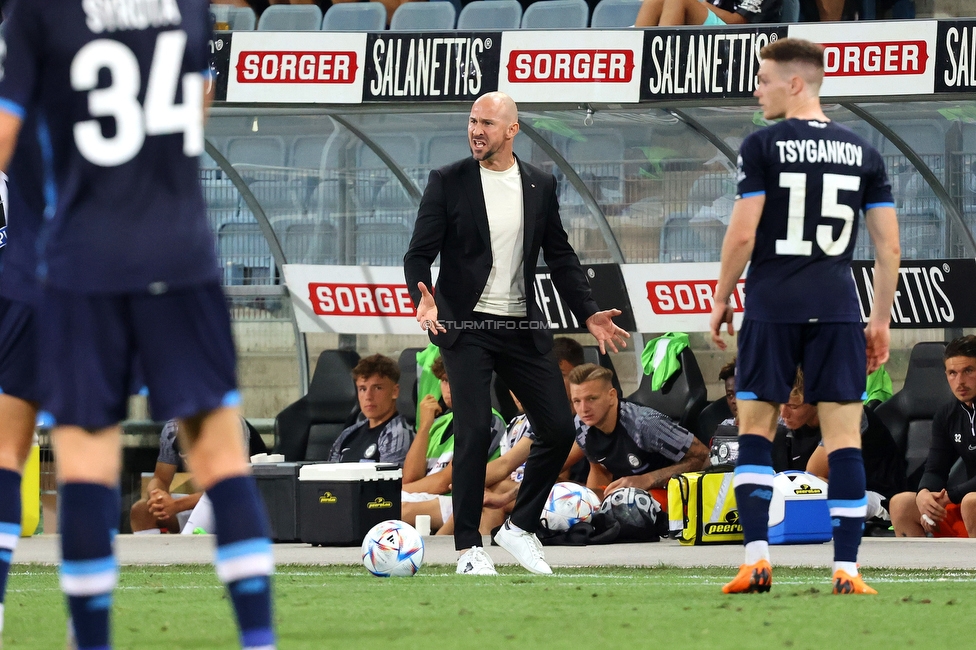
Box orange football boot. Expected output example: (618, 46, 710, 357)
(722, 560, 772, 594)
(832, 570, 877, 595)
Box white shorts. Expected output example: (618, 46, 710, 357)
(401, 491, 453, 523)
(180, 493, 215, 534)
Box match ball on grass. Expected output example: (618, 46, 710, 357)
(540, 482, 602, 532)
(362, 520, 425, 577)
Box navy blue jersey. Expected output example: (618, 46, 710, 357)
(0, 0, 219, 293)
(0, 109, 45, 304)
(736, 119, 894, 323)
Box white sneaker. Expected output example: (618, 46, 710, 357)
(494, 520, 552, 575)
(866, 491, 886, 520)
(456, 547, 498, 576)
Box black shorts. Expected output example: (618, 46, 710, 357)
(37, 283, 238, 429)
(736, 320, 867, 404)
(0, 295, 38, 403)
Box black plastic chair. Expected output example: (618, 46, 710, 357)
(274, 350, 360, 462)
(874, 342, 953, 490)
(626, 347, 708, 441)
(697, 398, 734, 444)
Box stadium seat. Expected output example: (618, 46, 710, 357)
(258, 4, 323, 30)
(274, 350, 361, 462)
(875, 342, 953, 490)
(697, 398, 733, 443)
(396, 348, 426, 426)
(457, 0, 522, 30)
(212, 5, 257, 30)
(322, 3, 386, 31)
(217, 221, 275, 285)
(590, 0, 642, 27)
(627, 347, 708, 442)
(391, 2, 457, 30)
(521, 0, 589, 28)
(280, 220, 339, 265)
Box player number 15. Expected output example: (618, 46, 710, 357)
(775, 172, 861, 257)
(70, 31, 203, 167)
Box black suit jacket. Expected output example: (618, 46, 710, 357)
(403, 155, 600, 354)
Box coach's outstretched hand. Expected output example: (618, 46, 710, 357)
(415, 282, 446, 334)
(709, 302, 735, 350)
(586, 310, 630, 354)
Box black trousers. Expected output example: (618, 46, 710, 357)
(440, 317, 576, 550)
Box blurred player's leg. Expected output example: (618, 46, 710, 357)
(819, 402, 876, 595)
(724, 400, 778, 594)
(180, 407, 275, 650)
(0, 393, 36, 636)
(52, 425, 122, 650)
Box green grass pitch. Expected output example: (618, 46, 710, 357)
(3, 565, 973, 649)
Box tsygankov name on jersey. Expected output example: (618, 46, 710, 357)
(775, 139, 864, 166)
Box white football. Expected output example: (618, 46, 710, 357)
(540, 482, 602, 532)
(362, 520, 425, 577)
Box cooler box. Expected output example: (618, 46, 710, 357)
(298, 463, 402, 546)
(253, 459, 307, 543)
(768, 471, 832, 545)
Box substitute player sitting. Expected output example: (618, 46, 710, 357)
(710, 38, 900, 595)
(328, 354, 413, 465)
(569, 364, 709, 502)
(889, 336, 976, 538)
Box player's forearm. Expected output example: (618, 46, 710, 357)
(402, 423, 433, 483)
(147, 478, 171, 496)
(868, 251, 900, 325)
(714, 234, 753, 304)
(865, 207, 901, 323)
(647, 447, 710, 488)
(403, 468, 451, 494)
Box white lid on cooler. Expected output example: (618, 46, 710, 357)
(298, 462, 402, 482)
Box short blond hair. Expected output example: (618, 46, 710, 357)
(568, 363, 614, 387)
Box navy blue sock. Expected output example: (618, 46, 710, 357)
(0, 469, 22, 630)
(208, 476, 275, 649)
(733, 434, 775, 546)
(827, 448, 867, 565)
(59, 483, 120, 650)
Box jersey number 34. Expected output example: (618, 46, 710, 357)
(70, 31, 204, 167)
(775, 172, 860, 257)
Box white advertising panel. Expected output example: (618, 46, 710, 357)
(620, 262, 745, 334)
(788, 21, 938, 97)
(284, 265, 435, 335)
(498, 30, 644, 103)
(227, 32, 367, 103)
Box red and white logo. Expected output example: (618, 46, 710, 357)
(646, 280, 745, 315)
(507, 50, 635, 83)
(227, 32, 366, 103)
(308, 283, 414, 317)
(499, 31, 643, 103)
(788, 21, 937, 97)
(822, 41, 927, 77)
(237, 51, 358, 84)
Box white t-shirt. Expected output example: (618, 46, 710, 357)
(475, 162, 526, 317)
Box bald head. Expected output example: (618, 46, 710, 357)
(468, 92, 520, 170)
(473, 92, 519, 125)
